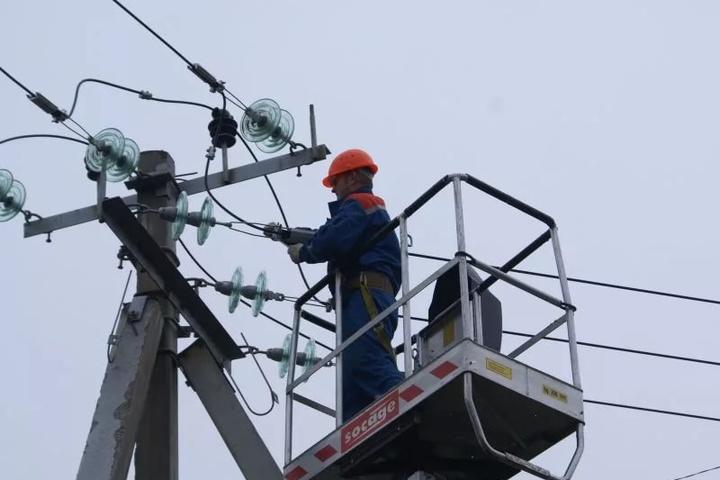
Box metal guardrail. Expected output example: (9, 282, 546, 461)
(283, 173, 582, 467)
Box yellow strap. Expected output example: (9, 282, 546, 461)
(359, 279, 395, 358)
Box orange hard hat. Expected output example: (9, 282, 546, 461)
(322, 149, 379, 187)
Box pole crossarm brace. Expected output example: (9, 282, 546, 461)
(101, 196, 241, 365)
(23, 145, 330, 238)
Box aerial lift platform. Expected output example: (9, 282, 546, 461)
(283, 174, 584, 480)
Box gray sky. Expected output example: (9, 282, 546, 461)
(1, 1, 719, 479)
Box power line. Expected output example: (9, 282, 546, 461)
(670, 464, 720, 480)
(0, 134, 89, 146)
(0, 65, 34, 96)
(504, 331, 720, 368)
(408, 252, 720, 307)
(177, 234, 332, 350)
(585, 399, 720, 423)
(66, 78, 214, 118)
(110, 0, 194, 68)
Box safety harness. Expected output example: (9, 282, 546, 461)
(344, 271, 396, 359)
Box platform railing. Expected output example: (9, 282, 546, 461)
(284, 173, 582, 469)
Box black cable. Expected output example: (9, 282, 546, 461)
(504, 331, 720, 367)
(66, 78, 213, 118)
(223, 332, 277, 417)
(224, 225, 268, 238)
(585, 399, 720, 423)
(224, 95, 247, 112)
(670, 465, 720, 480)
(242, 298, 332, 351)
(224, 88, 248, 110)
(202, 94, 265, 232)
(0, 134, 89, 146)
(178, 237, 217, 283)
(0, 65, 34, 96)
(66, 118, 93, 139)
(235, 131, 328, 308)
(408, 252, 720, 307)
(110, 0, 194, 67)
(178, 235, 332, 350)
(59, 121, 91, 142)
(511, 267, 720, 307)
(107, 270, 133, 363)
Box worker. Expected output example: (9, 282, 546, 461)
(286, 148, 404, 421)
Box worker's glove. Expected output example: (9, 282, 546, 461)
(287, 243, 303, 264)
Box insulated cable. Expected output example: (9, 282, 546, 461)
(670, 465, 720, 480)
(0, 65, 34, 96)
(224, 332, 278, 417)
(203, 93, 265, 232)
(585, 399, 720, 423)
(408, 252, 720, 307)
(0, 134, 89, 146)
(66, 78, 214, 118)
(110, 0, 194, 68)
(234, 131, 329, 308)
(177, 235, 332, 350)
(504, 330, 720, 368)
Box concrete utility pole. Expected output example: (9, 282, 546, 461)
(133, 152, 179, 480)
(76, 151, 180, 480)
(67, 144, 327, 480)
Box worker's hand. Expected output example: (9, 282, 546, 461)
(287, 243, 303, 264)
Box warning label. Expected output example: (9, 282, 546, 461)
(341, 390, 399, 453)
(542, 384, 568, 403)
(486, 358, 513, 380)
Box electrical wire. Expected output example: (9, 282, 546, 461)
(66, 78, 213, 118)
(177, 234, 332, 350)
(224, 88, 249, 110)
(504, 331, 720, 368)
(670, 465, 720, 480)
(585, 399, 720, 423)
(0, 65, 34, 96)
(0, 134, 89, 146)
(110, 0, 194, 68)
(408, 252, 720, 307)
(106, 270, 133, 363)
(58, 121, 92, 142)
(224, 332, 278, 416)
(202, 93, 265, 232)
(178, 237, 217, 283)
(66, 117, 94, 139)
(234, 130, 329, 308)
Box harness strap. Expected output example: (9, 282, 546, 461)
(358, 275, 396, 359)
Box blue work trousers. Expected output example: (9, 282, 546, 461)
(340, 288, 404, 422)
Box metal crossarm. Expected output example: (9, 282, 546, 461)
(102, 196, 241, 365)
(23, 145, 329, 238)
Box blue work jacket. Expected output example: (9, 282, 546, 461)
(299, 186, 402, 294)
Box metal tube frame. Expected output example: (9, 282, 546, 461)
(283, 174, 584, 474)
(399, 215, 413, 377)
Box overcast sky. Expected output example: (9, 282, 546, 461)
(1, 1, 719, 479)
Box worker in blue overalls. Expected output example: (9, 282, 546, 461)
(287, 148, 404, 422)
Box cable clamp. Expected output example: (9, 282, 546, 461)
(138, 90, 153, 100)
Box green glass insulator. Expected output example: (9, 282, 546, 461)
(106, 137, 139, 182)
(171, 191, 189, 240)
(197, 197, 214, 245)
(0, 169, 13, 200)
(85, 128, 125, 173)
(257, 109, 294, 153)
(251, 270, 267, 317)
(0, 179, 26, 222)
(239, 99, 282, 142)
(302, 338, 317, 374)
(278, 333, 292, 379)
(228, 267, 243, 313)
